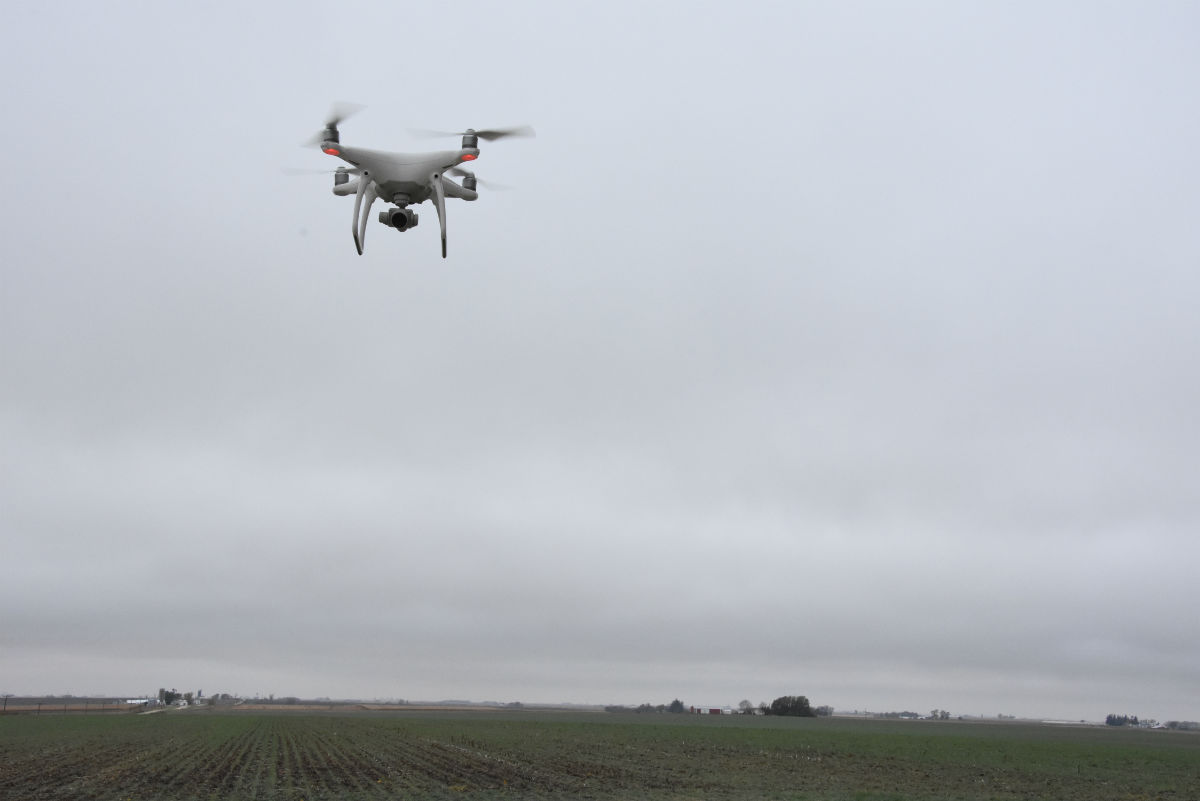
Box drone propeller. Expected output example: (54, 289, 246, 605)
(410, 125, 536, 142)
(324, 101, 365, 128)
(447, 167, 512, 191)
(304, 102, 365, 146)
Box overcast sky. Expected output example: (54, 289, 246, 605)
(2, 1, 1198, 722)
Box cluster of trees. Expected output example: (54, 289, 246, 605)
(1103, 714, 1195, 728)
(1106, 714, 1141, 727)
(1103, 715, 1200, 729)
(159, 688, 220, 706)
(157, 688, 188, 705)
(765, 696, 817, 717)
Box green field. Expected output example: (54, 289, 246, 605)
(1, 709, 1197, 799)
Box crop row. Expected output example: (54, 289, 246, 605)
(0, 714, 583, 799)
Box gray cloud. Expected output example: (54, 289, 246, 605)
(2, 1, 1199, 722)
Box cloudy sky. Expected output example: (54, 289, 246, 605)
(3, 1, 1198, 722)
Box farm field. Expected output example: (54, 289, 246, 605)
(1, 708, 1197, 800)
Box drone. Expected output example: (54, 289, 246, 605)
(303, 104, 534, 258)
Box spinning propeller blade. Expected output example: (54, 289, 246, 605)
(304, 102, 365, 146)
(447, 167, 512, 191)
(323, 102, 365, 128)
(409, 125, 536, 141)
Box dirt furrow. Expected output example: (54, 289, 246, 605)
(233, 718, 277, 799)
(305, 723, 380, 794)
(191, 720, 264, 798)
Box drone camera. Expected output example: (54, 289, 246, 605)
(380, 207, 419, 231)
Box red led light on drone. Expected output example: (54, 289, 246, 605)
(460, 153, 477, 161)
(323, 147, 340, 156)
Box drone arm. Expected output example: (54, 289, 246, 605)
(441, 176, 478, 202)
(431, 173, 448, 259)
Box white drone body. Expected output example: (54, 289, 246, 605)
(307, 104, 533, 258)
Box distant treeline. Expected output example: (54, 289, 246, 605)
(1107, 714, 1199, 730)
(862, 710, 954, 720)
(606, 703, 673, 714)
(605, 696, 832, 717)
(1, 696, 129, 704)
